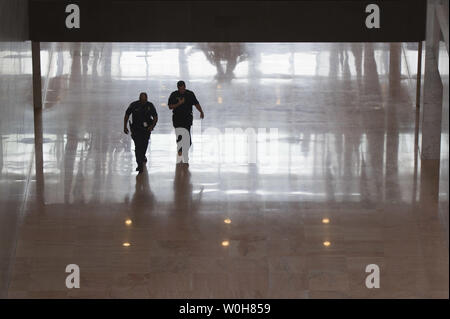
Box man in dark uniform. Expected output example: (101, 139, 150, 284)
(124, 92, 158, 173)
(168, 81, 204, 164)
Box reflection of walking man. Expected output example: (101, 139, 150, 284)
(123, 92, 158, 173)
(168, 81, 204, 164)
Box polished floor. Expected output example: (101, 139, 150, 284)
(1, 42, 448, 298)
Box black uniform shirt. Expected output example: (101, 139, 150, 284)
(125, 101, 158, 134)
(168, 89, 199, 128)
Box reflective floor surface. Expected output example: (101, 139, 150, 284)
(1, 42, 448, 298)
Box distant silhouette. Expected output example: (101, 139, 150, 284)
(199, 43, 248, 82)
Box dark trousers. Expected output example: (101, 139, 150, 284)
(132, 132, 150, 165)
